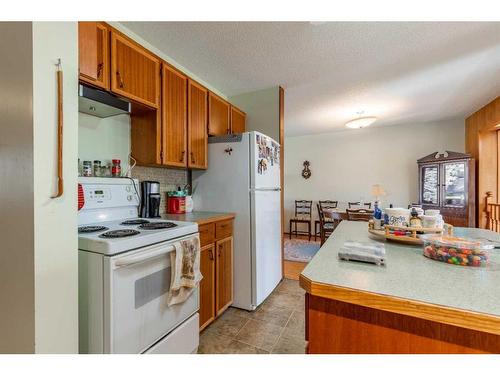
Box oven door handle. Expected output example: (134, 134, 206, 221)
(113, 244, 176, 268)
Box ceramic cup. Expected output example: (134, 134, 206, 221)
(385, 208, 411, 227)
(422, 215, 438, 228)
(425, 209, 440, 216)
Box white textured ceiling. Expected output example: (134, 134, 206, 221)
(121, 22, 500, 136)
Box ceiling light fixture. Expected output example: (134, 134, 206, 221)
(345, 112, 377, 129)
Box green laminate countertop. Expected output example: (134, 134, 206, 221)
(162, 211, 235, 225)
(301, 221, 500, 333)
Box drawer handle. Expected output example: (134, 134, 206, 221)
(116, 71, 124, 88)
(97, 63, 103, 78)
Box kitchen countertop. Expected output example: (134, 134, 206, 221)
(162, 211, 235, 225)
(300, 221, 500, 334)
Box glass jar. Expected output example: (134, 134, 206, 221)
(112, 159, 121, 177)
(93, 160, 101, 177)
(82, 161, 92, 177)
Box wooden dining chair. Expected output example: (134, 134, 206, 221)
(485, 191, 500, 233)
(348, 201, 372, 209)
(314, 200, 339, 240)
(289, 200, 313, 240)
(346, 208, 374, 222)
(317, 203, 335, 245)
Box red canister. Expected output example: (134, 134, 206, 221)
(167, 196, 186, 214)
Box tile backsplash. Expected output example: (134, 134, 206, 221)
(131, 166, 188, 215)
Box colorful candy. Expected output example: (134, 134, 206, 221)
(422, 235, 491, 267)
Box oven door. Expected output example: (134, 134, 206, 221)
(104, 234, 199, 353)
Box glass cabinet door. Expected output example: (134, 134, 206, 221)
(421, 165, 439, 205)
(443, 162, 466, 207)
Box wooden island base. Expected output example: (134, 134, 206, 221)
(306, 294, 500, 354)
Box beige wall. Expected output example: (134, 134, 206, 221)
(284, 119, 465, 226)
(0, 22, 35, 354)
(79, 112, 131, 173)
(230, 86, 280, 142)
(32, 22, 79, 353)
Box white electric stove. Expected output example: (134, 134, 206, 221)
(78, 177, 200, 354)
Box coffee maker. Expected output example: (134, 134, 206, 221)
(140, 181, 161, 218)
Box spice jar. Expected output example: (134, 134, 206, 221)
(82, 161, 92, 177)
(93, 160, 101, 177)
(112, 159, 121, 177)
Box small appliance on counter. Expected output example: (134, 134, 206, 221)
(167, 187, 187, 214)
(140, 181, 161, 218)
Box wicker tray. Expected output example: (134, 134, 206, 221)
(368, 221, 453, 245)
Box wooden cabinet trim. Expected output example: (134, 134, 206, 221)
(300, 274, 500, 336)
(110, 31, 161, 109)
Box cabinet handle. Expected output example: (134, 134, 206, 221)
(208, 249, 214, 260)
(179, 150, 186, 162)
(116, 71, 124, 88)
(97, 63, 103, 78)
(190, 151, 196, 164)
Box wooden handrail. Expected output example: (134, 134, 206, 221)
(51, 59, 64, 199)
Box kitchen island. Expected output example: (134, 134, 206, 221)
(299, 221, 500, 353)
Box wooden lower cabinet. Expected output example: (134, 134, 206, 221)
(198, 220, 234, 330)
(199, 243, 216, 330)
(216, 236, 233, 315)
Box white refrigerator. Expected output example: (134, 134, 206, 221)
(192, 131, 282, 310)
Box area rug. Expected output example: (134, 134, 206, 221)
(284, 237, 321, 263)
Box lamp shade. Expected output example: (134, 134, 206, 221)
(371, 184, 386, 197)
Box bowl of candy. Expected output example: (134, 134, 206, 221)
(422, 235, 494, 267)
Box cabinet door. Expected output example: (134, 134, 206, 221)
(110, 31, 161, 108)
(199, 243, 216, 330)
(208, 92, 230, 136)
(230, 106, 246, 134)
(188, 80, 208, 169)
(442, 161, 467, 208)
(420, 164, 440, 206)
(78, 22, 109, 90)
(162, 64, 187, 167)
(216, 236, 233, 316)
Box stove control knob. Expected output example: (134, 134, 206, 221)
(127, 195, 133, 201)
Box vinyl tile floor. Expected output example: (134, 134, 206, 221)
(198, 279, 306, 354)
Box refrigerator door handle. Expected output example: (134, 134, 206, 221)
(250, 188, 281, 192)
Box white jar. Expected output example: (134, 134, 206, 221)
(422, 215, 438, 228)
(425, 209, 440, 216)
(185, 195, 193, 213)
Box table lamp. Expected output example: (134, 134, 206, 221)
(371, 184, 386, 206)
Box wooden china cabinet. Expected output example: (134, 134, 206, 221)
(417, 151, 475, 227)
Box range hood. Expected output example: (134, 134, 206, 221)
(78, 84, 131, 118)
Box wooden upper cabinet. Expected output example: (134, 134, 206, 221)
(162, 64, 188, 168)
(188, 80, 208, 169)
(208, 92, 230, 136)
(230, 106, 246, 134)
(78, 22, 109, 90)
(110, 31, 161, 109)
(216, 236, 233, 316)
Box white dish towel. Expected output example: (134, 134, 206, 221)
(167, 236, 202, 306)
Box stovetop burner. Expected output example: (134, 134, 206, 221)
(138, 222, 178, 230)
(121, 219, 150, 225)
(78, 225, 109, 234)
(100, 229, 141, 238)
